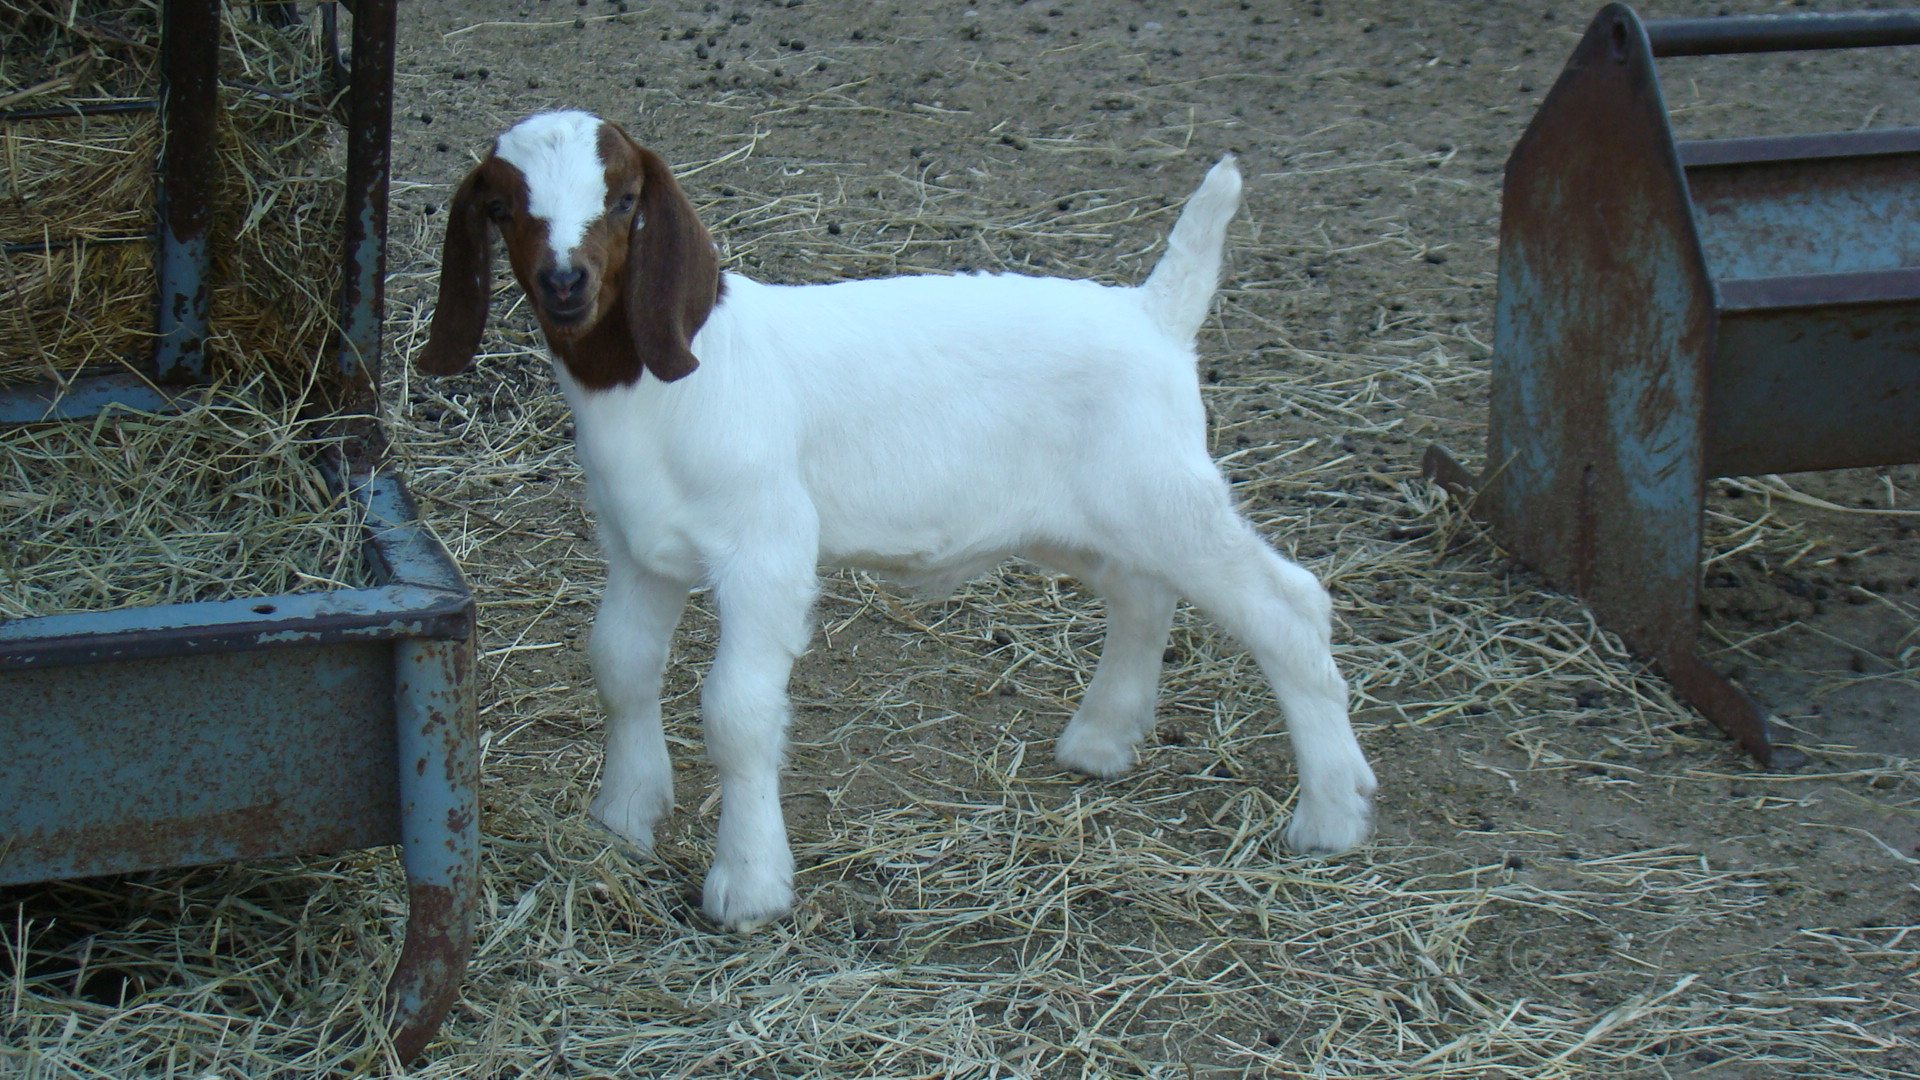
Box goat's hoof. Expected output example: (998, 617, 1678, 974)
(1284, 778, 1377, 855)
(590, 787, 673, 854)
(702, 855, 795, 932)
(1054, 721, 1140, 779)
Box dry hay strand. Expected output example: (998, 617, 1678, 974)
(0, 1, 345, 388)
(0, 377, 375, 617)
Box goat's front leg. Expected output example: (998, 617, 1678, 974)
(700, 553, 818, 931)
(589, 562, 691, 851)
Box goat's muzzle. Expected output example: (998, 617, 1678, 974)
(538, 266, 594, 326)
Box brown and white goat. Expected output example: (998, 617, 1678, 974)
(420, 111, 1376, 931)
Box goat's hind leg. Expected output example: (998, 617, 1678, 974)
(589, 562, 690, 852)
(1032, 547, 1178, 779)
(1160, 519, 1377, 853)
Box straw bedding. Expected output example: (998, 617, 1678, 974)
(0, 383, 373, 618)
(5, 2, 1920, 1078)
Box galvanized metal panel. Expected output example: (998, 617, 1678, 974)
(1486, 2, 1717, 653)
(1708, 296, 1920, 476)
(1685, 149, 1920, 280)
(0, 642, 399, 886)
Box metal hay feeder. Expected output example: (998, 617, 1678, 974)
(0, 0, 478, 1060)
(1425, 5, 1920, 767)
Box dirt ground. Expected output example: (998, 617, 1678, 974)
(9, 1, 1920, 1077)
(370, 0, 1920, 1073)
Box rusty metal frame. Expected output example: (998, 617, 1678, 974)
(154, 0, 219, 382)
(0, 0, 476, 1062)
(1425, 4, 1920, 767)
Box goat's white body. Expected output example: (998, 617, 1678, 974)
(464, 131, 1375, 930)
(563, 271, 1215, 593)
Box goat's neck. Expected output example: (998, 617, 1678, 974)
(546, 305, 646, 391)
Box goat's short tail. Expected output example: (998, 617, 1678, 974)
(1140, 154, 1242, 344)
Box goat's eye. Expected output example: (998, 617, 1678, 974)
(614, 193, 638, 215)
(484, 200, 512, 224)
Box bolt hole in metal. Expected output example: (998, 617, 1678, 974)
(252, 604, 277, 615)
(1610, 19, 1630, 61)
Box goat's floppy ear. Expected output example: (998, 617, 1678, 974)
(419, 166, 493, 376)
(623, 144, 718, 383)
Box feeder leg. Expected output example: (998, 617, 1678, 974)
(1658, 647, 1779, 768)
(385, 635, 479, 1062)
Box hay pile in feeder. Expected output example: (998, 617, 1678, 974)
(0, 382, 374, 618)
(1, 0, 347, 387)
(0, 2, 376, 615)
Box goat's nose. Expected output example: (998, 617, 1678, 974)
(540, 267, 589, 303)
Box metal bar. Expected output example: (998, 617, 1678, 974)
(0, 585, 473, 671)
(0, 371, 180, 424)
(338, 0, 395, 403)
(384, 634, 479, 1062)
(1647, 10, 1920, 56)
(0, 91, 325, 126)
(322, 3, 349, 100)
(1658, 647, 1775, 766)
(3, 236, 146, 256)
(155, 0, 221, 383)
(0, 471, 474, 671)
(0, 101, 158, 123)
(360, 475, 473, 595)
(1679, 127, 1920, 168)
(1715, 267, 1920, 311)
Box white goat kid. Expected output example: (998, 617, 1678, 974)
(420, 110, 1377, 931)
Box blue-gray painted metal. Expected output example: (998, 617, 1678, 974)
(0, 372, 180, 424)
(1481, 3, 1718, 656)
(338, 0, 397, 390)
(0, 466, 478, 1057)
(360, 473, 470, 596)
(0, 0, 472, 1060)
(0, 473, 471, 671)
(1686, 137, 1920, 280)
(0, 470, 473, 883)
(0, 640, 399, 886)
(1710, 298, 1920, 477)
(1428, 3, 1920, 766)
(154, 0, 219, 382)
(385, 634, 480, 1060)
(0, 583, 470, 670)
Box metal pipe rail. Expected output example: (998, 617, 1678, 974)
(1648, 9, 1920, 56)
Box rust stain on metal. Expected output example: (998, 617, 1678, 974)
(1429, 4, 1920, 768)
(385, 882, 471, 1062)
(1485, 2, 1718, 654)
